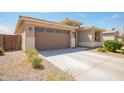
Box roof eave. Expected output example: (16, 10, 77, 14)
(20, 16, 78, 29)
(15, 16, 79, 34)
(79, 27, 105, 32)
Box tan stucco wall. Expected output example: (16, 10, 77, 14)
(103, 35, 115, 40)
(78, 30, 93, 42)
(21, 31, 26, 50)
(103, 33, 116, 41)
(78, 29, 102, 47)
(78, 42, 101, 47)
(24, 24, 35, 50)
(16, 23, 35, 50)
(17, 21, 78, 50)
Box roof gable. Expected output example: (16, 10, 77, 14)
(58, 18, 81, 27)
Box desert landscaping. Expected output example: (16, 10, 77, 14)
(0, 50, 74, 81)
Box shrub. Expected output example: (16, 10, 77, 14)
(30, 55, 41, 68)
(0, 47, 4, 56)
(116, 41, 124, 50)
(47, 70, 74, 81)
(103, 40, 123, 52)
(26, 48, 42, 69)
(121, 50, 124, 55)
(97, 48, 107, 52)
(26, 48, 38, 57)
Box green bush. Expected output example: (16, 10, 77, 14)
(0, 47, 4, 56)
(121, 50, 124, 55)
(103, 40, 123, 52)
(97, 48, 107, 52)
(116, 41, 124, 50)
(26, 48, 42, 69)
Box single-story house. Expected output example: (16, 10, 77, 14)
(117, 34, 124, 41)
(103, 30, 119, 40)
(15, 16, 104, 51)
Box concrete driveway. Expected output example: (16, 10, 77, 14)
(39, 48, 124, 80)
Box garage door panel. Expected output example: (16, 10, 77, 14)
(35, 29, 69, 50)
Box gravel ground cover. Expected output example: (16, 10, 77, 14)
(0, 51, 73, 81)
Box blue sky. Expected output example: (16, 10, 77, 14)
(0, 12, 124, 34)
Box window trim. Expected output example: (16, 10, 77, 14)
(35, 27, 44, 32)
(47, 29, 55, 33)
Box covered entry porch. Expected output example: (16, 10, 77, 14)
(78, 27, 104, 47)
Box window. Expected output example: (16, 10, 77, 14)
(95, 32, 100, 42)
(47, 29, 55, 33)
(35, 27, 44, 32)
(95, 32, 97, 41)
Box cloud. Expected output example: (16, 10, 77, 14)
(93, 14, 121, 25)
(0, 25, 14, 34)
(112, 14, 120, 18)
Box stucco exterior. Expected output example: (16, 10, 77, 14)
(103, 35, 115, 40)
(16, 23, 35, 50)
(78, 27, 103, 47)
(15, 16, 78, 50)
(103, 32, 115, 41)
(15, 16, 104, 50)
(103, 30, 119, 41)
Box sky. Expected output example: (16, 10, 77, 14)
(0, 12, 124, 34)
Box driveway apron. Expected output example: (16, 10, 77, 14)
(39, 48, 124, 80)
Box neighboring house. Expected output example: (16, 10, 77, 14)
(103, 30, 124, 41)
(103, 30, 119, 40)
(117, 34, 124, 41)
(15, 16, 104, 51)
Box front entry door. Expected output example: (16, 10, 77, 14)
(72, 32, 76, 47)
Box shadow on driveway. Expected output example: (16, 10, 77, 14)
(39, 47, 90, 57)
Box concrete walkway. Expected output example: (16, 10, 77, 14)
(39, 48, 124, 81)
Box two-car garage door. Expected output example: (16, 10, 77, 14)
(35, 27, 69, 50)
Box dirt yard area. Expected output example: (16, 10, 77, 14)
(89, 48, 124, 58)
(0, 51, 73, 81)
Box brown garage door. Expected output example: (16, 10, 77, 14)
(35, 27, 69, 50)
